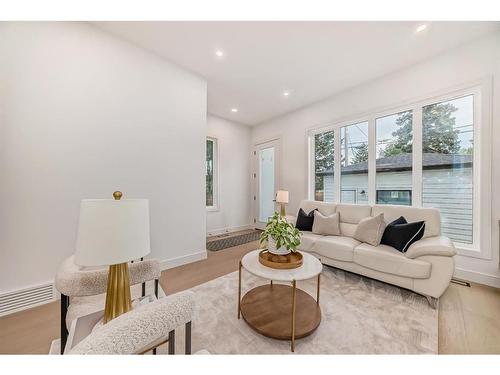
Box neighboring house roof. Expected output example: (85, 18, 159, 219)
(316, 153, 472, 176)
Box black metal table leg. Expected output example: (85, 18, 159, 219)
(237, 261, 242, 319)
(60, 294, 69, 354)
(168, 330, 175, 354)
(185, 321, 192, 354)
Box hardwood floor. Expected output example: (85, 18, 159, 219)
(439, 280, 500, 354)
(0, 299, 59, 354)
(1, 240, 499, 354)
(161, 241, 258, 295)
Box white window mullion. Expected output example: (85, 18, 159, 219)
(334, 128, 341, 203)
(368, 117, 376, 205)
(308, 134, 315, 200)
(412, 107, 423, 207)
(472, 89, 485, 253)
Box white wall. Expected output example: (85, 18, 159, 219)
(0, 22, 208, 294)
(206, 115, 252, 234)
(252, 32, 500, 287)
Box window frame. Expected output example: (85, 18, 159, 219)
(307, 80, 492, 260)
(206, 136, 219, 211)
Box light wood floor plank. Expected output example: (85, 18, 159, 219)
(438, 283, 469, 354)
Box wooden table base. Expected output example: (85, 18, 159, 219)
(240, 284, 321, 341)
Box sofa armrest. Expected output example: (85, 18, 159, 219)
(69, 291, 195, 354)
(405, 236, 456, 259)
(285, 215, 297, 226)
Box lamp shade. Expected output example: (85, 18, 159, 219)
(74, 199, 151, 267)
(276, 190, 289, 204)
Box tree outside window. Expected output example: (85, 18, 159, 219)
(314, 130, 334, 201)
(206, 138, 215, 207)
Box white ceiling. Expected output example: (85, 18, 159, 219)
(94, 21, 500, 126)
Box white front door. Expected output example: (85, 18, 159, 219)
(253, 139, 280, 230)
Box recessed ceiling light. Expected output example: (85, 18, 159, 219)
(215, 49, 224, 57)
(283, 91, 290, 97)
(231, 108, 238, 113)
(415, 24, 428, 33)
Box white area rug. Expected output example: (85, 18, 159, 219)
(185, 266, 437, 354)
(51, 266, 438, 354)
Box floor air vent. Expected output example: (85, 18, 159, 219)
(0, 284, 55, 316)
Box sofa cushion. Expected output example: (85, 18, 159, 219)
(353, 243, 431, 279)
(353, 214, 386, 246)
(313, 236, 360, 262)
(339, 223, 358, 237)
(297, 232, 323, 252)
(336, 204, 372, 223)
(312, 211, 340, 236)
(372, 205, 440, 238)
(336, 204, 372, 237)
(299, 200, 336, 216)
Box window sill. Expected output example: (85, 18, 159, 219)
(206, 206, 219, 212)
(454, 244, 491, 261)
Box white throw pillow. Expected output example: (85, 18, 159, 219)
(312, 211, 341, 236)
(353, 213, 386, 246)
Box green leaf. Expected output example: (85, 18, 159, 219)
(260, 211, 302, 251)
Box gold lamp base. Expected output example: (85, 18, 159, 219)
(104, 262, 132, 324)
(279, 203, 286, 217)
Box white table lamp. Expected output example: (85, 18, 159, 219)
(276, 190, 289, 217)
(75, 191, 150, 323)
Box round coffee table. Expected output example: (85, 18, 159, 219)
(238, 249, 322, 352)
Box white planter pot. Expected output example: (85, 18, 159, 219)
(268, 237, 290, 255)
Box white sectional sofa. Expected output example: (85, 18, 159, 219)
(288, 200, 456, 306)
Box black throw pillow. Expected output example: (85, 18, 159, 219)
(380, 216, 407, 244)
(295, 208, 316, 232)
(381, 216, 426, 253)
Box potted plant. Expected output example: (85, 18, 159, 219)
(260, 212, 302, 255)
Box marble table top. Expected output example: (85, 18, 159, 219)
(241, 249, 322, 282)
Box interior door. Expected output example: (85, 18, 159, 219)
(253, 139, 280, 230)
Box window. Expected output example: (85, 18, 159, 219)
(376, 111, 413, 206)
(376, 190, 412, 205)
(308, 86, 485, 251)
(314, 130, 335, 202)
(422, 95, 474, 244)
(206, 137, 217, 208)
(341, 122, 369, 204)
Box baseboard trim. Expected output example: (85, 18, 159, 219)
(454, 267, 500, 288)
(159, 250, 207, 271)
(207, 224, 254, 237)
